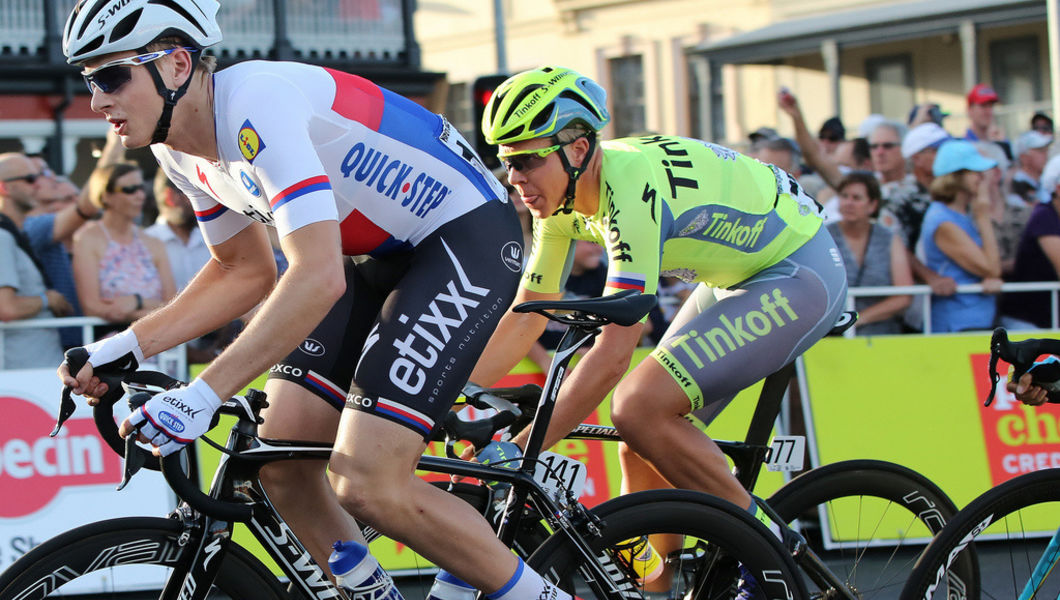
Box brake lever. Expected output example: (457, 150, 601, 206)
(50, 386, 78, 437)
(117, 392, 152, 491)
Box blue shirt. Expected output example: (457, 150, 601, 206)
(23, 214, 83, 347)
(920, 201, 996, 332)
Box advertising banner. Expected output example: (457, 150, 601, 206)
(0, 369, 176, 593)
(801, 332, 1060, 541)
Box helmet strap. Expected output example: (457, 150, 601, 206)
(552, 132, 596, 216)
(142, 49, 199, 145)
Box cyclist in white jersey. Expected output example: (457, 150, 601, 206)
(56, 2, 565, 599)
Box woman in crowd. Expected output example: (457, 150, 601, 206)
(73, 162, 175, 333)
(920, 140, 1002, 332)
(826, 172, 912, 335)
(999, 155, 1060, 329)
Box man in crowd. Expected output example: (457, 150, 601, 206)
(1031, 111, 1054, 137)
(870, 121, 907, 186)
(817, 117, 845, 157)
(965, 84, 1003, 143)
(23, 171, 98, 348)
(0, 152, 72, 368)
(879, 122, 949, 250)
(1010, 130, 1053, 203)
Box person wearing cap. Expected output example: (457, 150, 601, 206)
(818, 117, 845, 157)
(965, 84, 1002, 142)
(1000, 154, 1060, 329)
(920, 140, 1003, 332)
(1032, 112, 1054, 137)
(879, 122, 950, 249)
(1011, 130, 1053, 204)
(776, 89, 844, 191)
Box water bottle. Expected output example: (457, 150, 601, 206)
(425, 569, 477, 600)
(476, 441, 522, 489)
(616, 536, 663, 584)
(328, 540, 405, 600)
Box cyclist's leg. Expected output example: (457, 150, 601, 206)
(611, 227, 846, 501)
(257, 257, 386, 572)
(328, 201, 546, 594)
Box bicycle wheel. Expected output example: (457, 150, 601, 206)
(0, 517, 287, 600)
(527, 489, 808, 600)
(767, 459, 977, 599)
(900, 467, 1060, 600)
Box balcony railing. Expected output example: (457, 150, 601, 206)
(0, 0, 411, 64)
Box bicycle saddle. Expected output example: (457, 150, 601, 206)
(514, 290, 658, 327)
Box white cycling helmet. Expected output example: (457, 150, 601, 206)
(63, 0, 222, 64)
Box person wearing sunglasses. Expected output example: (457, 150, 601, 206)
(72, 162, 176, 333)
(0, 152, 72, 369)
(57, 3, 565, 600)
(468, 66, 848, 591)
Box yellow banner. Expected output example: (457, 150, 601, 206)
(801, 332, 1060, 538)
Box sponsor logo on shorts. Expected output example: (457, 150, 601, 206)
(237, 119, 266, 163)
(346, 393, 375, 409)
(299, 339, 326, 357)
(270, 364, 304, 377)
(501, 241, 522, 272)
(662, 288, 799, 367)
(389, 240, 490, 397)
(157, 411, 185, 433)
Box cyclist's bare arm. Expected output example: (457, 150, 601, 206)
(510, 320, 643, 451)
(469, 287, 558, 386)
(62, 222, 277, 396)
(199, 220, 345, 400)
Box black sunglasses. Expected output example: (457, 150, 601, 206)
(3, 173, 40, 184)
(116, 183, 145, 194)
(869, 142, 898, 150)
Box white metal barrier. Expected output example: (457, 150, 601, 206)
(844, 281, 1060, 336)
(0, 316, 188, 379)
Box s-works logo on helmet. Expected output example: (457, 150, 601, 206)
(95, 0, 133, 29)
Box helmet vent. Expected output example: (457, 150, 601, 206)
(528, 106, 553, 132)
(79, 35, 104, 55)
(111, 9, 143, 42)
(500, 84, 545, 125)
(558, 90, 602, 119)
(77, 0, 109, 39)
(148, 0, 209, 37)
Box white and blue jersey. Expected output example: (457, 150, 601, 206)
(153, 60, 507, 257)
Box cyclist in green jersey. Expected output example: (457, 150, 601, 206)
(470, 66, 848, 525)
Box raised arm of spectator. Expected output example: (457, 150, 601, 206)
(777, 89, 844, 189)
(48, 186, 100, 244)
(857, 233, 914, 325)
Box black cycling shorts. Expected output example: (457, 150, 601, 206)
(267, 199, 523, 440)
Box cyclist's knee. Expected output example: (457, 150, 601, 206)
(329, 466, 408, 524)
(260, 460, 324, 501)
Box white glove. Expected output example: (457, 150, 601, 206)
(84, 329, 145, 370)
(125, 378, 222, 456)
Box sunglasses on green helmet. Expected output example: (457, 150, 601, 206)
(498, 141, 574, 174)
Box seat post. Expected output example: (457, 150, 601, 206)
(731, 361, 796, 490)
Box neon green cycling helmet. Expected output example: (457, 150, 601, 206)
(483, 66, 610, 145)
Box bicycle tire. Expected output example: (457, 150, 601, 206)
(0, 516, 287, 600)
(900, 467, 1060, 600)
(527, 489, 808, 600)
(766, 459, 978, 599)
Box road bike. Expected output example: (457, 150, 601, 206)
(900, 327, 1060, 599)
(0, 290, 805, 600)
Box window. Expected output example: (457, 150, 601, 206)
(990, 36, 1042, 105)
(866, 55, 913, 122)
(609, 55, 646, 137)
(687, 57, 725, 142)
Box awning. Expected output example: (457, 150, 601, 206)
(693, 0, 1046, 64)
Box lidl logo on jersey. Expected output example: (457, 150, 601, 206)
(238, 119, 267, 163)
(340, 142, 450, 218)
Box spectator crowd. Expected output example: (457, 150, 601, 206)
(766, 83, 1060, 335)
(5, 83, 1060, 370)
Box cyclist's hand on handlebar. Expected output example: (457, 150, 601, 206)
(1007, 372, 1050, 406)
(119, 379, 222, 456)
(58, 360, 108, 404)
(60, 330, 145, 403)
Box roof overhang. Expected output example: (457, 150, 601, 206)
(693, 0, 1046, 65)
